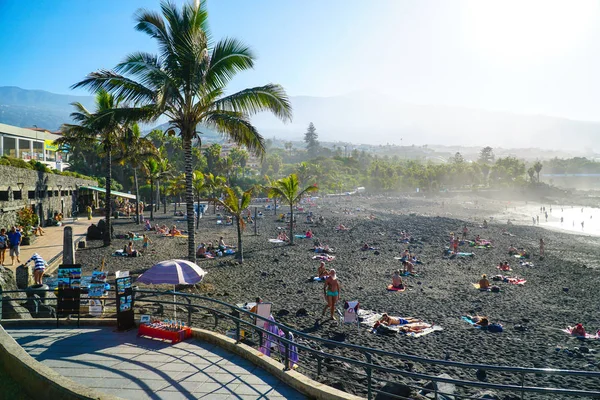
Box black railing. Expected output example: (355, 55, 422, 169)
(2, 287, 600, 400)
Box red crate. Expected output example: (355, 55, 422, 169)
(138, 323, 192, 344)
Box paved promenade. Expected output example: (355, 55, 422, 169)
(3, 216, 101, 272)
(6, 327, 306, 400)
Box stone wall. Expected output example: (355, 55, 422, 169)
(0, 165, 96, 228)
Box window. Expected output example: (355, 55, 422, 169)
(13, 190, 22, 200)
(45, 149, 56, 162)
(18, 139, 30, 159)
(28, 190, 36, 199)
(0, 191, 8, 201)
(33, 141, 44, 160)
(3, 137, 16, 157)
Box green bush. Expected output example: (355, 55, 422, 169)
(0, 156, 33, 169)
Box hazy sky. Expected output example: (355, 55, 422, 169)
(1, 0, 600, 121)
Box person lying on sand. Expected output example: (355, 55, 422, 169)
(402, 260, 415, 274)
(479, 274, 490, 290)
(305, 229, 314, 238)
(318, 262, 329, 278)
(391, 270, 404, 289)
(321, 269, 341, 321)
(277, 231, 289, 242)
(572, 323, 586, 337)
(379, 313, 420, 326)
(336, 224, 349, 231)
(398, 323, 432, 333)
(508, 245, 518, 254)
(466, 315, 489, 327)
(170, 225, 182, 236)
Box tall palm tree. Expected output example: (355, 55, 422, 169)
(145, 157, 173, 220)
(72, 0, 292, 261)
(115, 123, 158, 224)
(215, 186, 252, 262)
(57, 90, 123, 246)
(533, 161, 543, 183)
(267, 173, 318, 245)
(203, 173, 226, 214)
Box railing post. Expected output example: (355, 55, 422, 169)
(521, 372, 525, 400)
(185, 297, 192, 327)
(434, 378, 439, 400)
(365, 352, 373, 400)
(283, 335, 290, 371)
(235, 317, 241, 343)
(0, 287, 3, 321)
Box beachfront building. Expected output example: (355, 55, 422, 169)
(0, 123, 69, 171)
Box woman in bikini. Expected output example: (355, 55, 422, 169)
(321, 269, 341, 320)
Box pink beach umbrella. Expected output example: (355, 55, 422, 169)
(136, 259, 207, 318)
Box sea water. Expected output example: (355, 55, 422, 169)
(507, 204, 600, 237)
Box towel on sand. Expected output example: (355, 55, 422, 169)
(312, 254, 335, 262)
(562, 327, 600, 339)
(387, 284, 405, 292)
(358, 310, 442, 337)
(268, 239, 285, 243)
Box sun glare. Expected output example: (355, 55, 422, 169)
(462, 0, 598, 67)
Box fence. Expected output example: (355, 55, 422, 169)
(1, 287, 600, 400)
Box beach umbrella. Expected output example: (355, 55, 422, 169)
(136, 259, 206, 318)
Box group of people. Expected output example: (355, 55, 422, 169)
(0, 226, 24, 266)
(196, 237, 232, 258)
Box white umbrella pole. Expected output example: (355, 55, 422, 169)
(173, 285, 177, 320)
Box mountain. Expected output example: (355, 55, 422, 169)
(1, 86, 598, 152)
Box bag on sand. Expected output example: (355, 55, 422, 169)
(491, 286, 500, 293)
(488, 323, 503, 333)
(376, 324, 397, 336)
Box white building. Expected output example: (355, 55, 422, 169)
(0, 123, 69, 171)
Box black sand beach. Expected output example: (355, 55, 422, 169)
(73, 195, 600, 398)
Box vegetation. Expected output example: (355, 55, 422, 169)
(16, 206, 38, 237)
(215, 186, 253, 261)
(73, 0, 292, 261)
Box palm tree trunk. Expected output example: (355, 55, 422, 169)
(134, 167, 140, 224)
(289, 203, 294, 245)
(183, 136, 196, 262)
(103, 144, 112, 247)
(236, 215, 243, 262)
(163, 182, 167, 214)
(196, 191, 200, 230)
(150, 178, 154, 221)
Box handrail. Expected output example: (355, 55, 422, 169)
(2, 287, 600, 399)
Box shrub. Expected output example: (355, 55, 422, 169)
(16, 206, 39, 235)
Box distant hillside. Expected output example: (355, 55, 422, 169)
(1, 86, 599, 152)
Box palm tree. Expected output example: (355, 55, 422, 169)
(57, 90, 123, 246)
(527, 167, 535, 183)
(144, 157, 173, 221)
(533, 161, 543, 183)
(167, 173, 186, 213)
(267, 173, 318, 245)
(115, 123, 158, 224)
(204, 173, 226, 214)
(73, 0, 292, 261)
(215, 186, 252, 262)
(192, 171, 205, 229)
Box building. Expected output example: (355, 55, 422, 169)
(0, 123, 69, 171)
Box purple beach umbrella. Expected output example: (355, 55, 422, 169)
(136, 259, 206, 318)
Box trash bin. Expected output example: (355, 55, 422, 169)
(26, 284, 49, 304)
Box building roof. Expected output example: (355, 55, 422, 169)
(0, 122, 62, 141)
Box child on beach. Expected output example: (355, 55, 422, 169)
(322, 269, 341, 321)
(142, 234, 151, 251)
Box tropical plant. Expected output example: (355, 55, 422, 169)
(57, 90, 124, 246)
(214, 186, 253, 262)
(204, 172, 226, 214)
(527, 167, 535, 183)
(192, 171, 205, 229)
(533, 161, 543, 183)
(266, 173, 318, 244)
(145, 157, 173, 220)
(114, 123, 158, 224)
(74, 0, 292, 260)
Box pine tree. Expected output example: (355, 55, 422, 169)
(304, 122, 319, 157)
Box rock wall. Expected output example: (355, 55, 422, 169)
(0, 165, 95, 228)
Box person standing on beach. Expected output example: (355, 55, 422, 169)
(536, 215, 539, 224)
(532, 217, 535, 225)
(462, 225, 468, 240)
(7, 226, 22, 266)
(322, 269, 341, 321)
(539, 238, 545, 258)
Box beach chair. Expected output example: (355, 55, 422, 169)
(338, 300, 360, 330)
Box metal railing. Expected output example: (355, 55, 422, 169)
(2, 287, 600, 400)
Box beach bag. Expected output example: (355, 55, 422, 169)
(488, 323, 503, 333)
(376, 324, 397, 336)
(491, 286, 500, 293)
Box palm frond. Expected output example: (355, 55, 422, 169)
(212, 84, 292, 122)
(204, 111, 265, 157)
(72, 70, 156, 106)
(205, 38, 254, 89)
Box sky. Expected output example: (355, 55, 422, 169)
(1, 0, 600, 121)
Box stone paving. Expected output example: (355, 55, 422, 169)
(6, 327, 306, 400)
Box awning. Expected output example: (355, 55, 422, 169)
(78, 185, 136, 200)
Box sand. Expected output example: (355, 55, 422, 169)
(73, 195, 600, 398)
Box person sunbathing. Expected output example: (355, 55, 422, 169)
(170, 225, 182, 236)
(391, 270, 404, 289)
(399, 323, 432, 333)
(126, 241, 138, 257)
(508, 245, 518, 254)
(218, 236, 228, 250)
(305, 229, 313, 238)
(466, 315, 489, 327)
(379, 313, 420, 326)
(475, 235, 481, 244)
(402, 260, 415, 274)
(361, 243, 372, 251)
(479, 274, 490, 289)
(572, 323, 586, 336)
(336, 224, 348, 231)
(277, 231, 289, 242)
(317, 261, 329, 278)
(498, 262, 511, 271)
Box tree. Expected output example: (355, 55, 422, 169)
(304, 122, 319, 157)
(452, 152, 465, 165)
(204, 144, 222, 174)
(204, 172, 226, 214)
(527, 167, 535, 183)
(145, 157, 172, 220)
(229, 147, 249, 178)
(478, 146, 495, 164)
(73, 0, 292, 261)
(57, 90, 124, 246)
(192, 171, 205, 229)
(215, 186, 253, 262)
(115, 123, 158, 224)
(533, 161, 543, 182)
(266, 173, 318, 245)
(284, 141, 293, 156)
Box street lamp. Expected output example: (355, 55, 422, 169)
(57, 184, 63, 214)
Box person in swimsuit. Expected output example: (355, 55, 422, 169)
(479, 274, 490, 289)
(391, 270, 404, 289)
(317, 261, 329, 278)
(572, 323, 586, 336)
(402, 260, 415, 274)
(322, 269, 341, 320)
(379, 313, 420, 326)
(467, 315, 489, 327)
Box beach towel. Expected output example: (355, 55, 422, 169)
(361, 247, 378, 251)
(310, 276, 326, 282)
(312, 254, 335, 262)
(358, 310, 441, 337)
(562, 327, 600, 339)
(268, 239, 285, 243)
(462, 316, 483, 328)
(452, 252, 474, 258)
(294, 234, 308, 239)
(496, 266, 512, 272)
(462, 316, 502, 332)
(387, 284, 406, 292)
(513, 254, 528, 259)
(505, 277, 526, 285)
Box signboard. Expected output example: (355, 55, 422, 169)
(57, 264, 82, 289)
(44, 140, 59, 151)
(115, 275, 135, 331)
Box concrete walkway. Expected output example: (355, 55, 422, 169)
(3, 216, 101, 272)
(6, 327, 306, 400)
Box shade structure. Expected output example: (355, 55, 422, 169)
(136, 259, 206, 285)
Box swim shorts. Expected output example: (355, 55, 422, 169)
(326, 290, 339, 297)
(9, 246, 20, 257)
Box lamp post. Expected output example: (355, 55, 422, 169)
(17, 182, 24, 200)
(57, 184, 63, 214)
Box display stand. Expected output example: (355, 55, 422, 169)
(138, 322, 192, 344)
(116, 275, 135, 331)
(56, 264, 82, 327)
